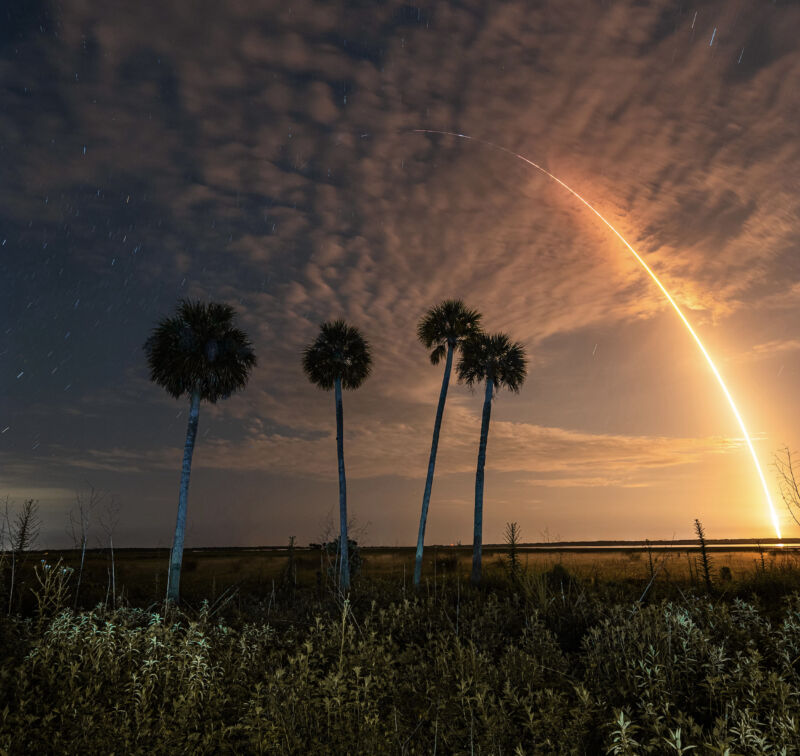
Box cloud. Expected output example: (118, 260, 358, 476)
(749, 339, 800, 358)
(9, 0, 800, 347)
(65, 400, 742, 491)
(2, 0, 798, 542)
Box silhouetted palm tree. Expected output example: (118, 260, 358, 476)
(144, 300, 256, 602)
(458, 332, 527, 585)
(414, 300, 482, 587)
(302, 320, 371, 592)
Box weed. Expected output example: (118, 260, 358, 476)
(695, 519, 714, 592)
(504, 521, 522, 580)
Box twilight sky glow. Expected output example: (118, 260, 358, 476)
(2, 0, 800, 548)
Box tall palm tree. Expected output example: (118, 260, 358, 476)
(144, 299, 256, 603)
(302, 319, 371, 592)
(414, 300, 482, 587)
(458, 332, 527, 585)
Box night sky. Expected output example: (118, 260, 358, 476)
(2, 0, 800, 548)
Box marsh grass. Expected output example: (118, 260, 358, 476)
(4, 549, 800, 753)
(8, 545, 797, 611)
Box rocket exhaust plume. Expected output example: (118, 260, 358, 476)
(413, 129, 781, 539)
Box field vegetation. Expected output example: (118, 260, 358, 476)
(3, 541, 800, 754)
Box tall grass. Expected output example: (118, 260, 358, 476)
(3, 565, 800, 754)
(694, 518, 714, 592)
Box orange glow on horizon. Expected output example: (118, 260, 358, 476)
(414, 129, 782, 539)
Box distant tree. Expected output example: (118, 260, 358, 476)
(4, 498, 40, 615)
(68, 484, 103, 610)
(413, 300, 482, 588)
(97, 495, 121, 609)
(11, 498, 40, 554)
(458, 332, 527, 585)
(504, 521, 522, 580)
(775, 447, 800, 528)
(144, 299, 256, 603)
(302, 320, 371, 592)
(320, 536, 363, 582)
(694, 518, 713, 592)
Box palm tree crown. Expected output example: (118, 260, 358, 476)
(144, 299, 256, 402)
(457, 332, 527, 392)
(417, 299, 483, 364)
(302, 319, 372, 390)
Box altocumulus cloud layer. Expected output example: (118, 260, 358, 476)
(1, 0, 799, 546)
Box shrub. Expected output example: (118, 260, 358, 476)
(2, 573, 800, 753)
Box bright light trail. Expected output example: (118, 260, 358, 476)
(413, 129, 781, 539)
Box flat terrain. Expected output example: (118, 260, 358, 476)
(5, 541, 800, 753)
(19, 541, 800, 608)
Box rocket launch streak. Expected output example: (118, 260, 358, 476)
(413, 129, 781, 539)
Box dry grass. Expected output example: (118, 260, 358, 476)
(10, 545, 799, 612)
(3, 551, 800, 754)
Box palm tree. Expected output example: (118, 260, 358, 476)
(144, 299, 256, 603)
(413, 300, 482, 587)
(302, 320, 371, 592)
(457, 332, 527, 585)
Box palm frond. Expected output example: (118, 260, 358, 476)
(143, 299, 256, 402)
(429, 344, 447, 365)
(457, 332, 527, 393)
(302, 319, 372, 391)
(417, 300, 483, 361)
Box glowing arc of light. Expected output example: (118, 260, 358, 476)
(413, 129, 781, 539)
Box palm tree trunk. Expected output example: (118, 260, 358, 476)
(167, 389, 201, 603)
(414, 342, 454, 587)
(335, 376, 350, 592)
(472, 378, 494, 586)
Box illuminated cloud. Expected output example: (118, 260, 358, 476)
(63, 405, 742, 488)
(2, 0, 798, 543)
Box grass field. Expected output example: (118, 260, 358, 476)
(4, 542, 800, 753)
(14, 542, 800, 609)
